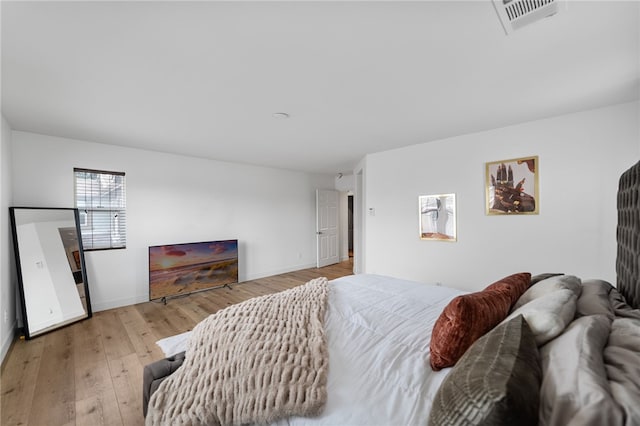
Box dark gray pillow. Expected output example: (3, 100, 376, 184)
(143, 351, 186, 417)
(428, 315, 541, 426)
(530, 273, 564, 286)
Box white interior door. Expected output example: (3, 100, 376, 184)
(316, 189, 339, 268)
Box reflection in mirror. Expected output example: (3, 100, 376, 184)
(9, 207, 92, 339)
(419, 194, 457, 241)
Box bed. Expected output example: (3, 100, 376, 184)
(143, 160, 640, 426)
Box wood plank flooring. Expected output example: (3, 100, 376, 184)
(1, 260, 353, 426)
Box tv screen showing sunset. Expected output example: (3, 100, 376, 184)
(149, 240, 238, 300)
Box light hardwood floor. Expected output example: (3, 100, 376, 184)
(1, 260, 353, 426)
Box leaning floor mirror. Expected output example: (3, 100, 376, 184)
(9, 207, 92, 339)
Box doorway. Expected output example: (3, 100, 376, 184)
(348, 195, 354, 258)
(316, 189, 340, 268)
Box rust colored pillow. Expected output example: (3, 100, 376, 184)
(483, 272, 531, 305)
(429, 272, 531, 371)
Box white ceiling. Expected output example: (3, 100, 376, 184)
(2, 1, 639, 175)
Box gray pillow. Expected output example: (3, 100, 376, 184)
(428, 315, 541, 426)
(530, 273, 564, 286)
(505, 288, 579, 346)
(576, 279, 615, 319)
(512, 275, 581, 311)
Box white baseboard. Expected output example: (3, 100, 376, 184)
(1, 321, 16, 364)
(91, 262, 323, 312)
(92, 296, 148, 313)
(242, 262, 317, 282)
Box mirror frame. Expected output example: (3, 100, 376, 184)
(9, 207, 92, 339)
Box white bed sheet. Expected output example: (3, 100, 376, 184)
(275, 274, 465, 426)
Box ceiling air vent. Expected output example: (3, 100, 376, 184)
(493, 0, 565, 34)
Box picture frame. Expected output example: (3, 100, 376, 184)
(486, 156, 539, 215)
(72, 250, 81, 270)
(419, 193, 456, 241)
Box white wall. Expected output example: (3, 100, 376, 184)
(11, 132, 334, 311)
(364, 102, 640, 292)
(1, 114, 16, 362)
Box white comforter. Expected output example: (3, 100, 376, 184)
(275, 274, 464, 426)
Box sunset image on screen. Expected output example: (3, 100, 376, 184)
(149, 240, 238, 300)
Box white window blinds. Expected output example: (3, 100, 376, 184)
(74, 168, 126, 250)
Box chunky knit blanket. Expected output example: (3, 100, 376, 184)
(146, 277, 330, 426)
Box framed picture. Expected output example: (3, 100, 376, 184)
(72, 250, 81, 270)
(486, 156, 539, 215)
(419, 193, 456, 241)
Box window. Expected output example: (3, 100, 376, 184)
(74, 168, 126, 250)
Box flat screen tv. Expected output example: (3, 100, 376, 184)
(149, 239, 238, 301)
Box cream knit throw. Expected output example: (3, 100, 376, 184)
(146, 277, 329, 426)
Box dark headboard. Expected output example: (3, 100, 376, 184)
(617, 160, 640, 309)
